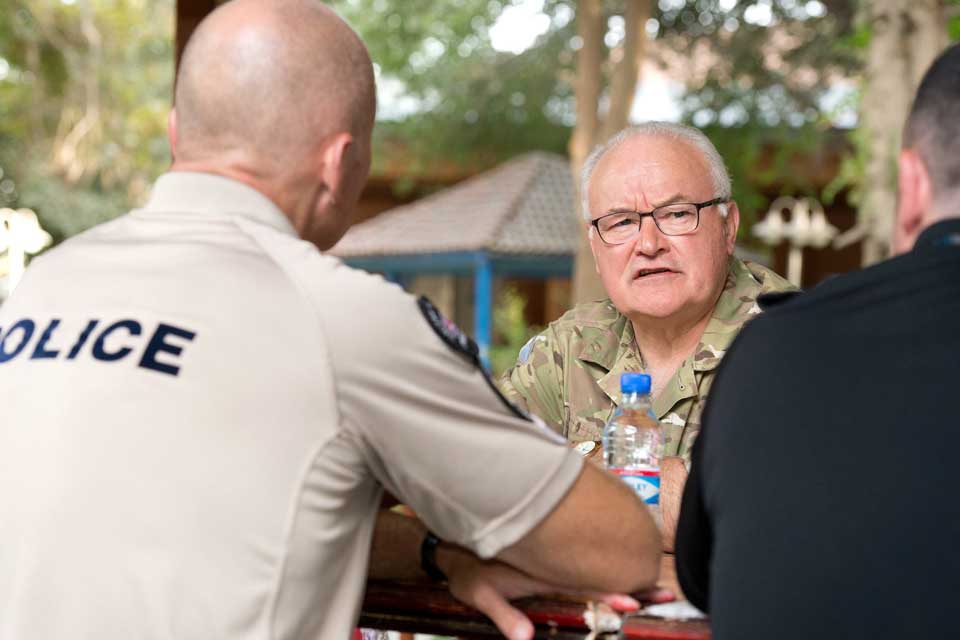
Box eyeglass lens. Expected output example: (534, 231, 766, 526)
(596, 204, 699, 243)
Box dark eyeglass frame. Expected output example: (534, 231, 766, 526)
(590, 197, 730, 244)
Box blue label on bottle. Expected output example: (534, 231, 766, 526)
(614, 470, 660, 505)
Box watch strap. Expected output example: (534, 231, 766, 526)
(420, 530, 447, 583)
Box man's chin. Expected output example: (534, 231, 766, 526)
(620, 278, 687, 311)
(614, 299, 687, 322)
(626, 308, 686, 323)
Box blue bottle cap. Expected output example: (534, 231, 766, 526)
(620, 373, 651, 394)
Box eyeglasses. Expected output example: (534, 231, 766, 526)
(590, 197, 729, 245)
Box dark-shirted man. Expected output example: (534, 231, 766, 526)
(675, 43, 960, 640)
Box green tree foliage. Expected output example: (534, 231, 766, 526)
(328, 0, 577, 172)
(0, 0, 868, 245)
(952, 0, 960, 40)
(0, 0, 173, 243)
(332, 0, 860, 237)
(658, 0, 859, 126)
(655, 0, 859, 225)
(823, 0, 959, 217)
(490, 285, 543, 377)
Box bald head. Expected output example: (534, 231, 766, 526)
(170, 0, 376, 249)
(174, 0, 375, 168)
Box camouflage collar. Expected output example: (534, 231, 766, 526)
(590, 317, 645, 411)
(690, 258, 766, 372)
(576, 306, 632, 371)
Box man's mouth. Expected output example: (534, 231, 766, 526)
(634, 267, 676, 279)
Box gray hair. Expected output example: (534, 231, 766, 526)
(580, 122, 732, 220)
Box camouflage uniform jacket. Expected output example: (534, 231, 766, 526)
(498, 258, 795, 464)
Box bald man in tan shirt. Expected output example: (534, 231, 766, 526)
(0, 3, 661, 640)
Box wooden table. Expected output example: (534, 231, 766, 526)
(360, 556, 709, 640)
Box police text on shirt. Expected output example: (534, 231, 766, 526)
(0, 317, 196, 377)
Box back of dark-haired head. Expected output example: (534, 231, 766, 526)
(903, 43, 960, 211)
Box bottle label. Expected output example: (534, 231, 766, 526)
(612, 469, 660, 504)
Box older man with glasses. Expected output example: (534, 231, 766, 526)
(500, 122, 793, 550)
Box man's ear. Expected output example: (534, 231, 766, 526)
(317, 132, 354, 201)
(723, 201, 740, 254)
(587, 224, 601, 275)
(167, 109, 178, 160)
(894, 148, 932, 254)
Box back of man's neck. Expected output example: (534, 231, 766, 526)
(170, 159, 270, 193)
(169, 160, 299, 221)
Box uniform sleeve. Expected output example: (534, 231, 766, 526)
(496, 327, 566, 437)
(314, 263, 584, 559)
(675, 389, 708, 467)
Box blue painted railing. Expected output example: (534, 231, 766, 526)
(342, 251, 572, 370)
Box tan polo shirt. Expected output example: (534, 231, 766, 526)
(0, 172, 583, 640)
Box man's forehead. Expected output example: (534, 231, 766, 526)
(590, 134, 712, 205)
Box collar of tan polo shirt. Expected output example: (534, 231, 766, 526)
(137, 171, 299, 238)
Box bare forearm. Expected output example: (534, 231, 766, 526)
(497, 464, 661, 594)
(660, 456, 688, 553)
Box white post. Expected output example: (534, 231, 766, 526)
(754, 197, 837, 288)
(787, 246, 804, 287)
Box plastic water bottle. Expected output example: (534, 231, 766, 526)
(602, 373, 661, 505)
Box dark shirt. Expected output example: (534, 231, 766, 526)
(675, 219, 960, 639)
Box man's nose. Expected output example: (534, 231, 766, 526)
(634, 216, 667, 256)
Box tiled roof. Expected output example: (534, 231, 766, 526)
(331, 152, 578, 257)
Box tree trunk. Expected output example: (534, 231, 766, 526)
(859, 0, 946, 265)
(568, 0, 603, 176)
(600, 0, 650, 140)
(905, 1, 948, 84)
(570, 0, 606, 305)
(52, 0, 102, 184)
(570, 0, 648, 305)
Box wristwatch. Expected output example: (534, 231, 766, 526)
(420, 530, 448, 583)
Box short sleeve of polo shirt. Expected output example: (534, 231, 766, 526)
(306, 260, 584, 559)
